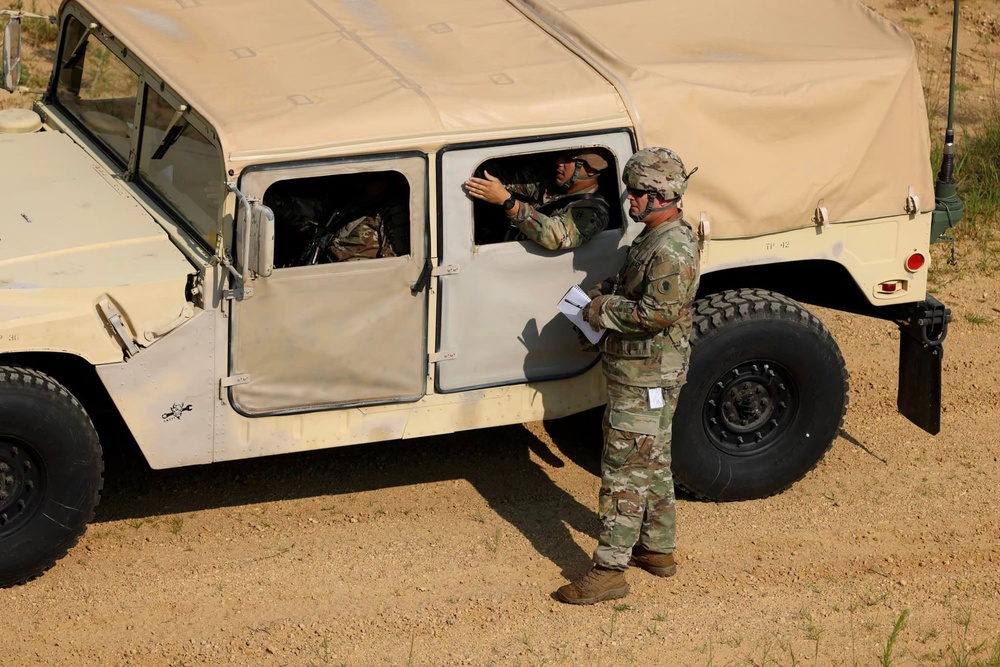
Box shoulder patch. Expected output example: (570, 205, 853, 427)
(655, 274, 680, 301)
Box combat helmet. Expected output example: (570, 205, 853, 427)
(623, 147, 694, 199)
(566, 149, 609, 173)
(560, 148, 610, 189)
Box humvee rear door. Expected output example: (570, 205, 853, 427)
(436, 132, 636, 392)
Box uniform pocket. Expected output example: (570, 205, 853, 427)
(603, 335, 652, 359)
(609, 409, 661, 436)
(614, 491, 644, 517)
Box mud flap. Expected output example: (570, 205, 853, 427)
(897, 296, 950, 435)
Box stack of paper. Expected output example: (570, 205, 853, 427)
(557, 285, 606, 345)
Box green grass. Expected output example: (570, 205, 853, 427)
(940, 109, 1000, 242)
(880, 609, 909, 667)
(964, 313, 993, 326)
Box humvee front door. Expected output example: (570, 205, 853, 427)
(227, 155, 428, 415)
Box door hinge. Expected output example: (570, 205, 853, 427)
(219, 373, 251, 400)
(429, 350, 458, 363)
(223, 286, 254, 301)
(431, 264, 461, 277)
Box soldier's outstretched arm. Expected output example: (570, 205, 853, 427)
(510, 200, 609, 251)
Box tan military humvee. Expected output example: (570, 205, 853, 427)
(0, 0, 956, 585)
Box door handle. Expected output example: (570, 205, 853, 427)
(410, 258, 432, 295)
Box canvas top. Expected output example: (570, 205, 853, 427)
(74, 0, 933, 237)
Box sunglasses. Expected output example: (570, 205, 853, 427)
(626, 188, 651, 199)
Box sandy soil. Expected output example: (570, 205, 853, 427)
(2, 2, 1000, 666)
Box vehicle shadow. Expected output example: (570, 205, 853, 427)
(541, 407, 698, 502)
(96, 416, 600, 578)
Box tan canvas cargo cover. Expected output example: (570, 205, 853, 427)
(517, 0, 934, 238)
(77, 0, 932, 239)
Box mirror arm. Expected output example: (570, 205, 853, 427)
(226, 182, 254, 281)
(0, 10, 55, 20)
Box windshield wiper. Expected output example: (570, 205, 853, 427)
(150, 104, 189, 160)
(62, 22, 97, 69)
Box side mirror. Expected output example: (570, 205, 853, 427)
(2, 16, 22, 93)
(236, 201, 275, 278)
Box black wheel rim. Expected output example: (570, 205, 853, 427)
(0, 437, 44, 536)
(702, 360, 797, 456)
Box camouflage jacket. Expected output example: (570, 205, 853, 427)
(498, 167, 609, 250)
(327, 203, 408, 262)
(590, 217, 700, 387)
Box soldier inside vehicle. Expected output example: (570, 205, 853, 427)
(263, 171, 410, 269)
(470, 148, 622, 247)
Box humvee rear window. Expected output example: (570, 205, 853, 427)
(55, 16, 139, 167)
(263, 171, 411, 269)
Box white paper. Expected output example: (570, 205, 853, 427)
(648, 387, 664, 409)
(557, 285, 606, 345)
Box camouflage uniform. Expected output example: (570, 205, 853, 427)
(327, 202, 408, 262)
(496, 165, 610, 250)
(584, 148, 700, 571)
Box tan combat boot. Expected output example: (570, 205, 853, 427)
(556, 565, 629, 605)
(628, 544, 678, 577)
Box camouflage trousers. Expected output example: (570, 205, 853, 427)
(593, 379, 679, 571)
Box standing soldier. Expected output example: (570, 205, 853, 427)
(463, 150, 611, 250)
(557, 147, 701, 605)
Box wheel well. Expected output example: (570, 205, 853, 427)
(0, 353, 146, 465)
(698, 259, 879, 317)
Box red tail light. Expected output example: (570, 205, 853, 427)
(905, 253, 926, 272)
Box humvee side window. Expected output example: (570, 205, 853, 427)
(137, 88, 226, 248)
(263, 171, 411, 269)
(55, 15, 139, 166)
(472, 149, 622, 246)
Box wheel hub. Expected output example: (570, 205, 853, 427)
(0, 439, 43, 534)
(704, 361, 795, 455)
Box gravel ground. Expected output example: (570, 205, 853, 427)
(2, 2, 999, 665)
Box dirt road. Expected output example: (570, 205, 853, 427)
(3, 1, 1000, 666)
(6, 263, 1000, 667)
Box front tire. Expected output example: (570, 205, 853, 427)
(0, 366, 104, 586)
(673, 289, 848, 501)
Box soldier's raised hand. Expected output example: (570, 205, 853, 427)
(464, 170, 511, 206)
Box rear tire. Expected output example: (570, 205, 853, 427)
(672, 289, 848, 501)
(0, 366, 104, 586)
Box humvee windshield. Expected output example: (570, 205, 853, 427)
(54, 14, 226, 248)
(55, 16, 137, 167)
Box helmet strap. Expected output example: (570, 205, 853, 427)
(561, 160, 588, 190)
(637, 195, 679, 222)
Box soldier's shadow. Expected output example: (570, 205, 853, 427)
(462, 424, 600, 578)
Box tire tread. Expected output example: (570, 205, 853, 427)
(0, 365, 104, 587)
(676, 289, 850, 501)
